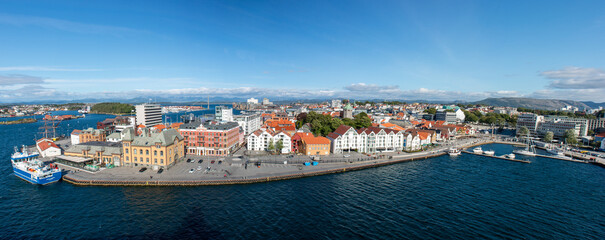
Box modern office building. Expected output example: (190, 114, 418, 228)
(516, 113, 544, 136)
(234, 113, 261, 136)
(215, 106, 233, 122)
(435, 110, 457, 123)
(135, 104, 162, 127)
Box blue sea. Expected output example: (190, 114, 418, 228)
(1, 109, 604, 239)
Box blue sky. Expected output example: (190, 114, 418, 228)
(0, 0, 604, 102)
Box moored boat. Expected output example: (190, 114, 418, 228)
(448, 148, 461, 156)
(483, 150, 495, 156)
(472, 147, 483, 154)
(11, 146, 62, 185)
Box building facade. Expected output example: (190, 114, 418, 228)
(121, 128, 184, 169)
(215, 106, 233, 122)
(234, 113, 261, 136)
(516, 113, 544, 136)
(327, 125, 406, 153)
(247, 129, 291, 154)
(300, 136, 331, 155)
(64, 141, 122, 167)
(179, 120, 242, 156)
(135, 104, 162, 127)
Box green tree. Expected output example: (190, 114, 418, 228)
(544, 131, 554, 142)
(518, 126, 529, 136)
(564, 129, 578, 145)
(267, 141, 275, 152)
(466, 113, 479, 122)
(588, 130, 595, 136)
(424, 108, 437, 115)
(275, 139, 284, 154)
(353, 112, 372, 128)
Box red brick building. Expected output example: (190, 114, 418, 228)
(178, 120, 243, 156)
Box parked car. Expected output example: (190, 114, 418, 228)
(197, 166, 202, 171)
(189, 169, 194, 173)
(198, 159, 203, 163)
(211, 160, 216, 164)
(157, 168, 163, 174)
(139, 167, 147, 172)
(218, 160, 222, 165)
(186, 159, 191, 163)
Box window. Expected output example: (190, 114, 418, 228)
(134, 157, 137, 162)
(154, 150, 157, 156)
(125, 149, 129, 154)
(146, 158, 149, 163)
(139, 149, 143, 154)
(126, 156, 129, 161)
(146, 150, 149, 155)
(160, 151, 163, 156)
(161, 159, 164, 164)
(154, 159, 157, 164)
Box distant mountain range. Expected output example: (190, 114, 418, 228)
(472, 97, 601, 110)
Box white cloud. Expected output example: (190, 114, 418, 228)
(344, 83, 400, 93)
(0, 74, 45, 86)
(541, 66, 605, 89)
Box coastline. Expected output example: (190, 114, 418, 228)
(63, 138, 500, 187)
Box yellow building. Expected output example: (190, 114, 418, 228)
(301, 136, 331, 155)
(121, 128, 184, 168)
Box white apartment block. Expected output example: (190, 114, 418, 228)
(327, 125, 408, 153)
(516, 113, 544, 136)
(247, 129, 291, 154)
(135, 104, 162, 127)
(234, 113, 261, 136)
(215, 106, 233, 122)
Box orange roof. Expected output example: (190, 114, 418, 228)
(37, 139, 60, 151)
(380, 123, 406, 131)
(153, 124, 167, 131)
(137, 124, 146, 128)
(171, 122, 184, 129)
(301, 136, 331, 145)
(417, 132, 430, 140)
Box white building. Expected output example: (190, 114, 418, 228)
(326, 125, 406, 153)
(455, 109, 465, 122)
(262, 98, 273, 105)
(247, 129, 291, 154)
(247, 98, 259, 104)
(36, 138, 62, 158)
(114, 116, 136, 132)
(70, 130, 81, 145)
(234, 113, 261, 136)
(331, 99, 342, 108)
(516, 113, 544, 136)
(215, 106, 233, 122)
(135, 104, 162, 127)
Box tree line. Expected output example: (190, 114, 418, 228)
(296, 111, 372, 137)
(91, 102, 135, 114)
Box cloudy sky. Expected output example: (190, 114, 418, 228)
(0, 0, 604, 103)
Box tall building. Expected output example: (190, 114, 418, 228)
(179, 120, 242, 156)
(343, 103, 353, 119)
(516, 113, 544, 136)
(262, 98, 273, 105)
(435, 110, 457, 123)
(247, 98, 259, 104)
(215, 106, 233, 122)
(135, 104, 162, 127)
(234, 113, 261, 135)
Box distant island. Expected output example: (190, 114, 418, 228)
(90, 102, 135, 115)
(0, 118, 37, 125)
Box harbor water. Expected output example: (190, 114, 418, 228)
(1, 111, 604, 239)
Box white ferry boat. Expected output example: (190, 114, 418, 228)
(11, 146, 62, 185)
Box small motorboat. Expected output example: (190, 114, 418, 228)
(448, 148, 461, 156)
(473, 147, 483, 154)
(483, 150, 495, 156)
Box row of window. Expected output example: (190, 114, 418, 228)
(125, 156, 171, 164)
(125, 148, 173, 156)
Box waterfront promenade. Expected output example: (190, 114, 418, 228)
(62, 136, 605, 186)
(63, 137, 493, 186)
